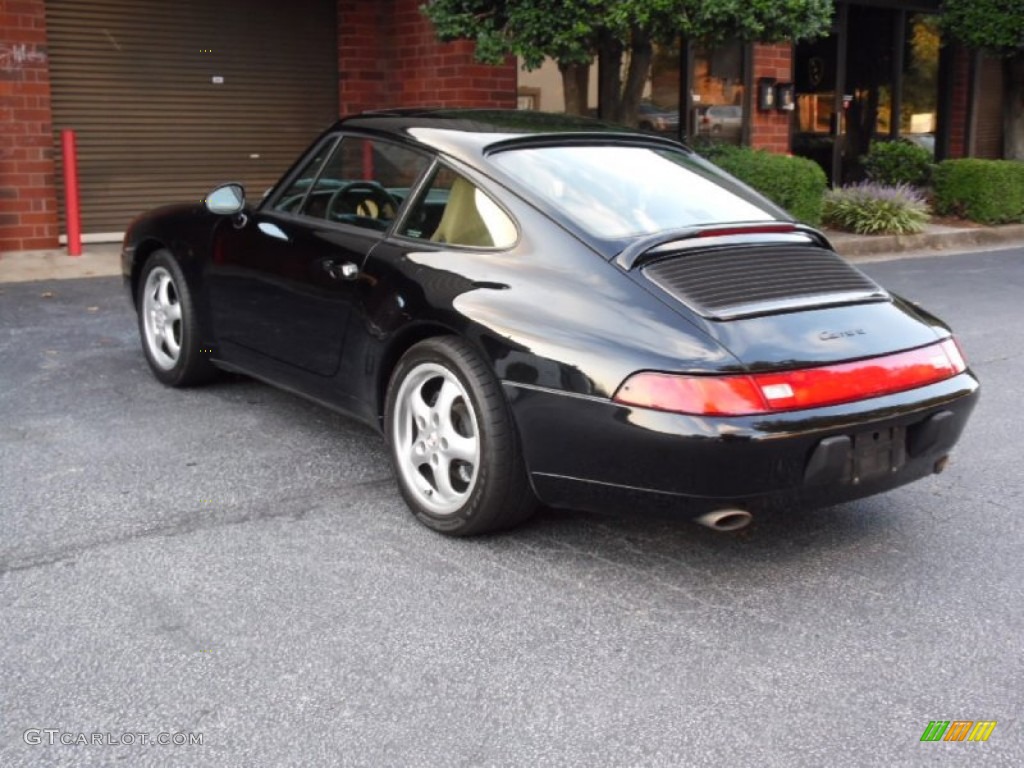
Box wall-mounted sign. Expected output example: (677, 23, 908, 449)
(775, 83, 795, 112)
(757, 77, 777, 112)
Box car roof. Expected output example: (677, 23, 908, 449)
(333, 108, 681, 159)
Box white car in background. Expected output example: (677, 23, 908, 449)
(698, 105, 743, 135)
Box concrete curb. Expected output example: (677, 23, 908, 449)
(830, 223, 1024, 258)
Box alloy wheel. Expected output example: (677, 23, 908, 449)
(141, 266, 182, 371)
(391, 362, 480, 516)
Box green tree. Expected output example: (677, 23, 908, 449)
(942, 0, 1024, 159)
(422, 0, 833, 124)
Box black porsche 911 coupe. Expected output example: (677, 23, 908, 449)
(122, 109, 978, 535)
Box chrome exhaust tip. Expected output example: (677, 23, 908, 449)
(695, 508, 753, 532)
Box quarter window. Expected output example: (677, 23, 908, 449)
(399, 166, 517, 248)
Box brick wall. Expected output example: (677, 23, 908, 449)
(750, 43, 793, 154)
(0, 0, 59, 252)
(337, 0, 516, 115)
(337, 3, 391, 115)
(392, 1, 516, 108)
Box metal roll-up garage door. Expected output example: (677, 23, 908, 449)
(46, 0, 338, 236)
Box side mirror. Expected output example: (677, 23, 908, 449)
(205, 183, 246, 215)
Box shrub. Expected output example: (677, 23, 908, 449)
(690, 138, 735, 164)
(696, 144, 827, 226)
(822, 182, 930, 235)
(932, 159, 1024, 224)
(863, 140, 934, 187)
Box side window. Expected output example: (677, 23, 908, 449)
(295, 137, 430, 232)
(272, 137, 337, 214)
(399, 166, 517, 248)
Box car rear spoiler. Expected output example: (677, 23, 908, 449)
(614, 222, 835, 270)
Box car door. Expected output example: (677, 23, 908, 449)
(207, 134, 431, 377)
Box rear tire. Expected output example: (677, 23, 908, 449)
(385, 336, 536, 535)
(136, 249, 216, 387)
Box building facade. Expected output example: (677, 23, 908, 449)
(0, 0, 1007, 252)
(0, 0, 514, 251)
(516, 0, 1005, 181)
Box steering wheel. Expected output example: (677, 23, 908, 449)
(325, 181, 399, 227)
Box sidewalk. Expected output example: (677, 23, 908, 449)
(1, 222, 1023, 284)
(0, 242, 122, 284)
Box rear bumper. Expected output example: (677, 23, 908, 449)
(504, 371, 979, 518)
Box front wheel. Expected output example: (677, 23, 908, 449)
(385, 337, 536, 535)
(136, 250, 216, 387)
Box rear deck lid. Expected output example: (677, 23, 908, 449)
(641, 243, 888, 321)
(636, 242, 944, 371)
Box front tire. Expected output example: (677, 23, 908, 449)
(385, 337, 536, 535)
(136, 250, 215, 387)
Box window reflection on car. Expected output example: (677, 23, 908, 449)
(491, 144, 774, 239)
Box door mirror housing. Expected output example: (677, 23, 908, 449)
(205, 183, 246, 215)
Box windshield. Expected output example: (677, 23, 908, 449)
(489, 144, 779, 239)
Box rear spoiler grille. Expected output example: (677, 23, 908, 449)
(643, 244, 888, 320)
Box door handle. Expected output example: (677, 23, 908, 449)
(323, 260, 359, 281)
(257, 221, 289, 241)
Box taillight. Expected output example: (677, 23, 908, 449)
(613, 372, 768, 416)
(940, 336, 967, 373)
(613, 338, 968, 416)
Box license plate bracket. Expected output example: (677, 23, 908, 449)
(851, 426, 906, 483)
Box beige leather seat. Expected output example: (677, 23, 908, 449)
(431, 178, 494, 247)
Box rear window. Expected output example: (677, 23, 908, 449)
(489, 144, 778, 239)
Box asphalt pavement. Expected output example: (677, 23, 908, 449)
(1, 247, 1022, 767)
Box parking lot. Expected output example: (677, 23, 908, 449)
(1, 247, 1022, 767)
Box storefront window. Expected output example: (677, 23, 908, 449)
(900, 14, 940, 155)
(872, 14, 939, 155)
(793, 20, 844, 180)
(517, 41, 749, 147)
(692, 43, 745, 146)
(517, 57, 598, 115)
(636, 41, 681, 137)
(517, 41, 681, 137)
(793, 6, 941, 183)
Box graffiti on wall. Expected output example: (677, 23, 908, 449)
(0, 43, 49, 73)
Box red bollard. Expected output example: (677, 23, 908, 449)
(61, 129, 82, 256)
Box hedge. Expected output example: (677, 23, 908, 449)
(863, 139, 934, 187)
(932, 159, 1024, 224)
(697, 144, 827, 226)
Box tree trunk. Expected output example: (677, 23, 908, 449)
(619, 29, 654, 128)
(1004, 53, 1024, 160)
(598, 30, 624, 122)
(558, 61, 590, 116)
